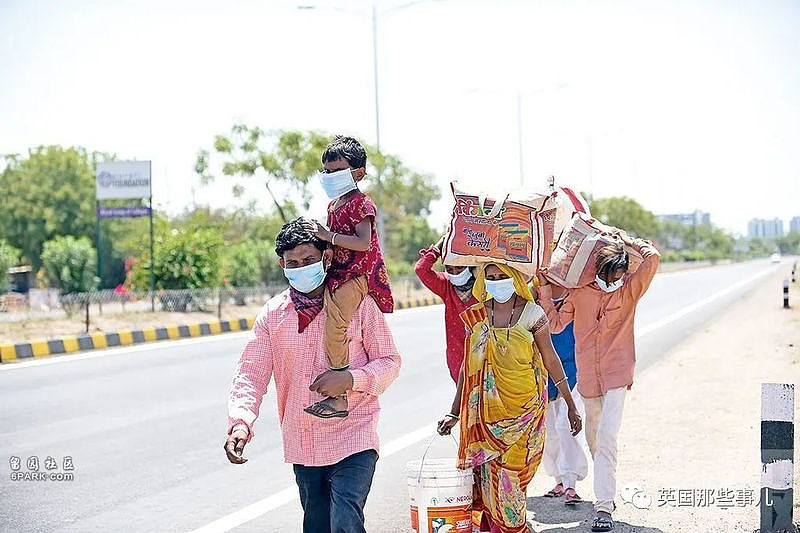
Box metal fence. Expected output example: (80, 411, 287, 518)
(0, 285, 286, 323)
(0, 275, 431, 323)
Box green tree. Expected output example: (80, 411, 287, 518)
(40, 236, 98, 294)
(0, 146, 108, 269)
(129, 224, 225, 290)
(0, 240, 21, 291)
(657, 220, 689, 250)
(589, 196, 660, 240)
(222, 242, 261, 288)
(195, 127, 329, 222)
(252, 239, 285, 285)
(195, 127, 442, 273)
(745, 237, 775, 257)
(776, 232, 800, 255)
(365, 151, 442, 266)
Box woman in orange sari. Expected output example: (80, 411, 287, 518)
(438, 263, 582, 533)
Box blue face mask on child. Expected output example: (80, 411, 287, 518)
(284, 260, 326, 293)
(318, 169, 357, 199)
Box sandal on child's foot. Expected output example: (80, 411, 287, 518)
(304, 397, 349, 419)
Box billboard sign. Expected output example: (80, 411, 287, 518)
(96, 161, 151, 200)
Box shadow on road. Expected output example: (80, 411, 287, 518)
(526, 496, 665, 532)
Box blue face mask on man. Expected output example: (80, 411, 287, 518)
(284, 260, 326, 293)
(318, 168, 357, 199)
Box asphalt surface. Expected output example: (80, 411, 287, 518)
(0, 258, 789, 533)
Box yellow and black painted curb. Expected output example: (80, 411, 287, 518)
(394, 295, 442, 310)
(0, 295, 443, 363)
(0, 317, 256, 363)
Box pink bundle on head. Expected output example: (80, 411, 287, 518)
(544, 213, 643, 288)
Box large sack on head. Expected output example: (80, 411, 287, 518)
(442, 181, 593, 276)
(538, 186, 592, 269)
(544, 212, 644, 288)
(442, 181, 550, 276)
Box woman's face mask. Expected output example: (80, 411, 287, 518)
(484, 277, 516, 303)
(595, 275, 624, 293)
(445, 268, 472, 287)
(284, 260, 326, 293)
(317, 168, 357, 199)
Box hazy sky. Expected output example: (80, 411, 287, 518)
(1, 0, 798, 235)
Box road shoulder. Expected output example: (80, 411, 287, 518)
(526, 264, 799, 532)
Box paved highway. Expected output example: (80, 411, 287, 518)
(0, 259, 786, 532)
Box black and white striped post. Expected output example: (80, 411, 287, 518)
(784, 280, 790, 309)
(761, 382, 794, 532)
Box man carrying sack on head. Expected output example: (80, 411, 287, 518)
(537, 229, 660, 532)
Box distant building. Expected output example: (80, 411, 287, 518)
(658, 210, 711, 227)
(790, 216, 800, 234)
(747, 218, 784, 239)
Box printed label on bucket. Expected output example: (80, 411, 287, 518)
(410, 505, 472, 533)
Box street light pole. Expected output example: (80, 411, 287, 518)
(298, 1, 439, 250)
(516, 91, 523, 187)
(372, 4, 381, 151)
(370, 4, 386, 250)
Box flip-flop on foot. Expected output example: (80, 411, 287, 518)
(543, 483, 565, 498)
(304, 397, 349, 419)
(564, 488, 583, 506)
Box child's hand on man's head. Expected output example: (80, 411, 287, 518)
(301, 219, 333, 242)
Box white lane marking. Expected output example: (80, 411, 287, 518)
(0, 305, 441, 371)
(191, 262, 782, 532)
(188, 425, 436, 533)
(635, 263, 779, 337)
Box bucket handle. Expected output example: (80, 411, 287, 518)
(416, 432, 459, 484)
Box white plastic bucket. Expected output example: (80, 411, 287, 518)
(406, 454, 473, 533)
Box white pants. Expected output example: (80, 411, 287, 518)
(542, 388, 588, 489)
(582, 386, 627, 514)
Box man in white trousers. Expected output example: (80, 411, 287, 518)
(539, 230, 660, 532)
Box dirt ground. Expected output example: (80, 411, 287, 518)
(525, 267, 800, 532)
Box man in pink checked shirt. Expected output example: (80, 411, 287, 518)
(223, 218, 401, 533)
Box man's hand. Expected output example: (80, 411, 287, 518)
(224, 429, 249, 464)
(537, 268, 550, 286)
(301, 219, 333, 242)
(309, 370, 354, 397)
(617, 230, 634, 246)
